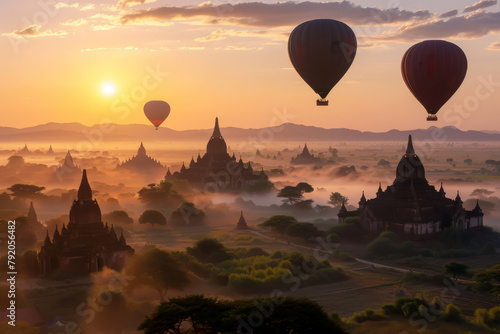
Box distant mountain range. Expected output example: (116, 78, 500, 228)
(1, 122, 500, 143)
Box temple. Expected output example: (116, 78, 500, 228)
(165, 118, 268, 191)
(27, 202, 45, 239)
(236, 211, 249, 229)
(290, 144, 321, 164)
(338, 135, 484, 237)
(116, 142, 164, 172)
(54, 151, 81, 178)
(39, 170, 134, 275)
(18, 144, 30, 154)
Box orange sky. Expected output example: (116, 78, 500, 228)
(1, 0, 500, 132)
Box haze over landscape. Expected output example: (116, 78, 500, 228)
(1, 1, 500, 334)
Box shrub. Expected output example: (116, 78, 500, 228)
(481, 241, 496, 255)
(401, 301, 420, 317)
(440, 304, 463, 322)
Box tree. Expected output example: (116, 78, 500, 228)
(139, 210, 167, 227)
(277, 182, 314, 205)
(125, 248, 188, 301)
(277, 186, 303, 205)
(6, 156, 25, 167)
(245, 179, 274, 193)
(7, 184, 45, 200)
(443, 261, 469, 279)
(186, 238, 230, 263)
(481, 241, 497, 255)
(328, 192, 349, 206)
(169, 203, 206, 227)
(259, 215, 298, 234)
(138, 295, 347, 334)
(286, 222, 324, 240)
(102, 210, 134, 225)
(137, 181, 184, 209)
(296, 182, 314, 193)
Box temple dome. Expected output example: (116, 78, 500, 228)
(206, 117, 227, 155)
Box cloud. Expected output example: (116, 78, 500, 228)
(380, 10, 500, 41)
(439, 9, 458, 18)
(179, 46, 205, 50)
(80, 46, 139, 51)
(464, 0, 497, 13)
(62, 18, 88, 26)
(55, 2, 79, 9)
(3, 24, 68, 38)
(80, 4, 95, 11)
(224, 45, 263, 51)
(120, 1, 431, 28)
(91, 24, 117, 31)
(486, 41, 500, 49)
(194, 28, 287, 42)
(117, 0, 157, 9)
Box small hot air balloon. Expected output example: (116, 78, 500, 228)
(288, 19, 357, 106)
(144, 100, 170, 130)
(401, 40, 467, 121)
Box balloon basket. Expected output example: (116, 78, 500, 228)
(426, 115, 438, 121)
(316, 99, 328, 106)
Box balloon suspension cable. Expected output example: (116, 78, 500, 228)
(316, 99, 329, 106)
(426, 114, 438, 121)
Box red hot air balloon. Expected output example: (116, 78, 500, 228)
(401, 40, 467, 121)
(144, 100, 170, 130)
(288, 19, 357, 106)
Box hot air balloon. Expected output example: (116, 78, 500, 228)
(144, 100, 170, 130)
(401, 40, 467, 121)
(288, 19, 357, 106)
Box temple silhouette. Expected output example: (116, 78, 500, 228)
(39, 170, 134, 275)
(165, 117, 268, 191)
(338, 135, 484, 237)
(116, 142, 164, 172)
(236, 211, 249, 229)
(290, 144, 321, 164)
(54, 151, 81, 180)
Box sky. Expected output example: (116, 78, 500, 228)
(1, 0, 499, 132)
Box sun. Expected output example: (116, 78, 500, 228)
(101, 82, 116, 97)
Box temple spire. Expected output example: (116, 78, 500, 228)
(406, 135, 415, 155)
(78, 169, 93, 201)
(212, 117, 222, 138)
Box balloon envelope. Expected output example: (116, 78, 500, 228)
(144, 100, 170, 129)
(401, 40, 467, 121)
(288, 19, 357, 103)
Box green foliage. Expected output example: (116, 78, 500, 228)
(328, 192, 349, 206)
(286, 222, 324, 239)
(327, 233, 340, 243)
(187, 237, 229, 263)
(125, 248, 188, 301)
(327, 218, 363, 241)
(138, 209, 167, 227)
(259, 215, 298, 233)
(440, 304, 463, 322)
(137, 181, 184, 209)
(480, 241, 496, 255)
(169, 202, 206, 226)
